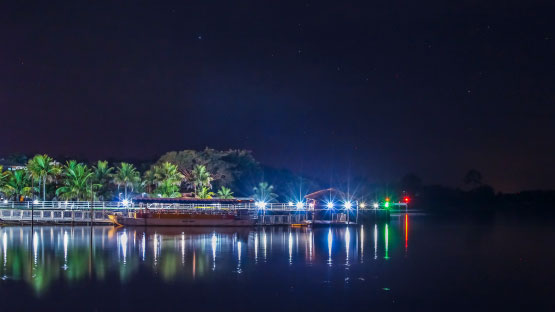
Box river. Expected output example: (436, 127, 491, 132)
(0, 213, 553, 311)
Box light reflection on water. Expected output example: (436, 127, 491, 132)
(4, 214, 553, 310)
(0, 219, 404, 296)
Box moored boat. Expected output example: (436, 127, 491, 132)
(112, 211, 256, 226)
(111, 197, 258, 227)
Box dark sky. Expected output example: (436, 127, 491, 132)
(1, 1, 554, 192)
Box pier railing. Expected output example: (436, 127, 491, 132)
(0, 200, 390, 211)
(0, 201, 129, 210)
(0, 201, 391, 225)
(0, 201, 298, 211)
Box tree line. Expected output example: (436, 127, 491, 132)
(0, 151, 279, 202)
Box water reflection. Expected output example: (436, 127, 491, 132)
(385, 224, 389, 260)
(405, 213, 409, 254)
(237, 241, 242, 273)
(345, 227, 350, 265)
(288, 231, 293, 265)
(327, 228, 333, 266)
(0, 221, 403, 296)
(374, 224, 378, 259)
(211, 232, 217, 270)
(360, 225, 364, 263)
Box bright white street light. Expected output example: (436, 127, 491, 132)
(360, 202, 366, 209)
(288, 202, 294, 207)
(326, 202, 334, 209)
(296, 202, 304, 209)
(256, 201, 267, 209)
(122, 199, 129, 207)
(373, 203, 379, 209)
(344, 201, 352, 209)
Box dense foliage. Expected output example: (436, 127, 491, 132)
(0, 149, 320, 202)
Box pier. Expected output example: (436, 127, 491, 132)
(0, 200, 391, 226)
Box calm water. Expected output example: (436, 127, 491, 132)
(0, 214, 553, 311)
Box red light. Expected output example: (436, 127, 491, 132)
(404, 197, 410, 203)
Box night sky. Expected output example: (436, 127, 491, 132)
(1, 1, 554, 192)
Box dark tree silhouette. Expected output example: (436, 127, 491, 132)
(463, 169, 483, 188)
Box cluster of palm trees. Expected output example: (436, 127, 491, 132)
(144, 162, 233, 199)
(0, 154, 237, 202)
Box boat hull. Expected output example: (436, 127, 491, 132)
(115, 213, 256, 227)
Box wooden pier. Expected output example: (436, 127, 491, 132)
(0, 200, 390, 226)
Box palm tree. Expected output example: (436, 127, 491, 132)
(189, 165, 212, 195)
(0, 166, 9, 194)
(217, 186, 234, 199)
(148, 162, 184, 198)
(142, 169, 156, 194)
(56, 161, 96, 201)
(92, 160, 114, 200)
(196, 186, 215, 199)
(252, 182, 278, 203)
(153, 162, 184, 185)
(154, 179, 182, 198)
(2, 170, 33, 201)
(113, 162, 140, 199)
(27, 154, 60, 201)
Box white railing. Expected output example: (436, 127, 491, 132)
(0, 201, 299, 211)
(0, 200, 388, 212)
(0, 208, 113, 223)
(0, 201, 130, 210)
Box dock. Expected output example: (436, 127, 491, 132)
(0, 200, 390, 226)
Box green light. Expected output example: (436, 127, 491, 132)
(384, 202, 389, 208)
(384, 224, 389, 260)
